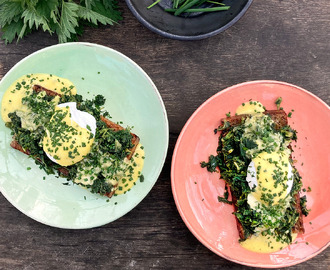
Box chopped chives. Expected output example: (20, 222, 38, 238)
(148, 0, 230, 15)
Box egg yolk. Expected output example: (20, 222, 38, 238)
(249, 151, 292, 206)
(236, 100, 265, 115)
(43, 105, 94, 166)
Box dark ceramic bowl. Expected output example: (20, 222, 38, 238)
(125, 0, 254, 40)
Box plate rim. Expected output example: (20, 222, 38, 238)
(125, 0, 254, 40)
(171, 80, 329, 267)
(0, 42, 169, 229)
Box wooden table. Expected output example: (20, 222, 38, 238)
(0, 1, 329, 269)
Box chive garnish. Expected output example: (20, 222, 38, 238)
(148, 0, 230, 15)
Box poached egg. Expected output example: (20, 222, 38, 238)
(43, 102, 96, 166)
(246, 151, 293, 209)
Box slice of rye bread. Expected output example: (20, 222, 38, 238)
(218, 110, 305, 240)
(9, 84, 140, 198)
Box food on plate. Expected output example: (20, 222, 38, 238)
(147, 0, 230, 16)
(1, 74, 145, 197)
(201, 99, 309, 253)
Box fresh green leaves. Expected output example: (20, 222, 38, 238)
(76, 5, 115, 25)
(0, 0, 121, 44)
(1, 20, 25, 44)
(56, 1, 80, 43)
(0, 1, 23, 26)
(275, 97, 282, 110)
(300, 195, 310, 216)
(148, 0, 230, 16)
(200, 154, 219, 172)
(22, 5, 52, 32)
(217, 185, 232, 205)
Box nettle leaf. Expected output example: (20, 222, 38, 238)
(35, 0, 59, 18)
(22, 0, 39, 8)
(50, 7, 60, 25)
(1, 19, 24, 44)
(0, 1, 23, 26)
(56, 1, 79, 43)
(0, 0, 121, 44)
(35, 0, 59, 28)
(22, 6, 51, 32)
(92, 0, 122, 21)
(81, 0, 93, 10)
(76, 4, 115, 25)
(101, 0, 120, 12)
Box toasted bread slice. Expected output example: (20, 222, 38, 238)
(9, 85, 140, 198)
(220, 110, 288, 130)
(218, 110, 304, 240)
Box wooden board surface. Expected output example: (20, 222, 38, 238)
(0, 1, 329, 269)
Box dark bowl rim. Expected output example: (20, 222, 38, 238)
(125, 0, 254, 40)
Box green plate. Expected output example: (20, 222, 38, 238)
(0, 43, 169, 229)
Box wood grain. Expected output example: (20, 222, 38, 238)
(0, 0, 329, 269)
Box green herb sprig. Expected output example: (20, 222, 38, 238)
(148, 0, 230, 16)
(0, 0, 121, 44)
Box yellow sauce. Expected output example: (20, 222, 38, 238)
(236, 100, 265, 115)
(1, 73, 77, 123)
(73, 144, 145, 194)
(241, 114, 285, 158)
(240, 233, 297, 253)
(115, 144, 145, 194)
(42, 105, 94, 167)
(250, 151, 291, 205)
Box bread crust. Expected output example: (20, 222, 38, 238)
(8, 85, 139, 198)
(33, 85, 62, 97)
(220, 110, 288, 130)
(218, 110, 305, 240)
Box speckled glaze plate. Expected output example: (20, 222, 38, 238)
(0, 43, 169, 229)
(171, 81, 330, 267)
(125, 0, 253, 40)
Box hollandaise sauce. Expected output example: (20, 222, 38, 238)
(240, 233, 298, 253)
(1, 74, 145, 198)
(74, 143, 145, 195)
(202, 99, 307, 253)
(1, 73, 77, 123)
(235, 100, 265, 115)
